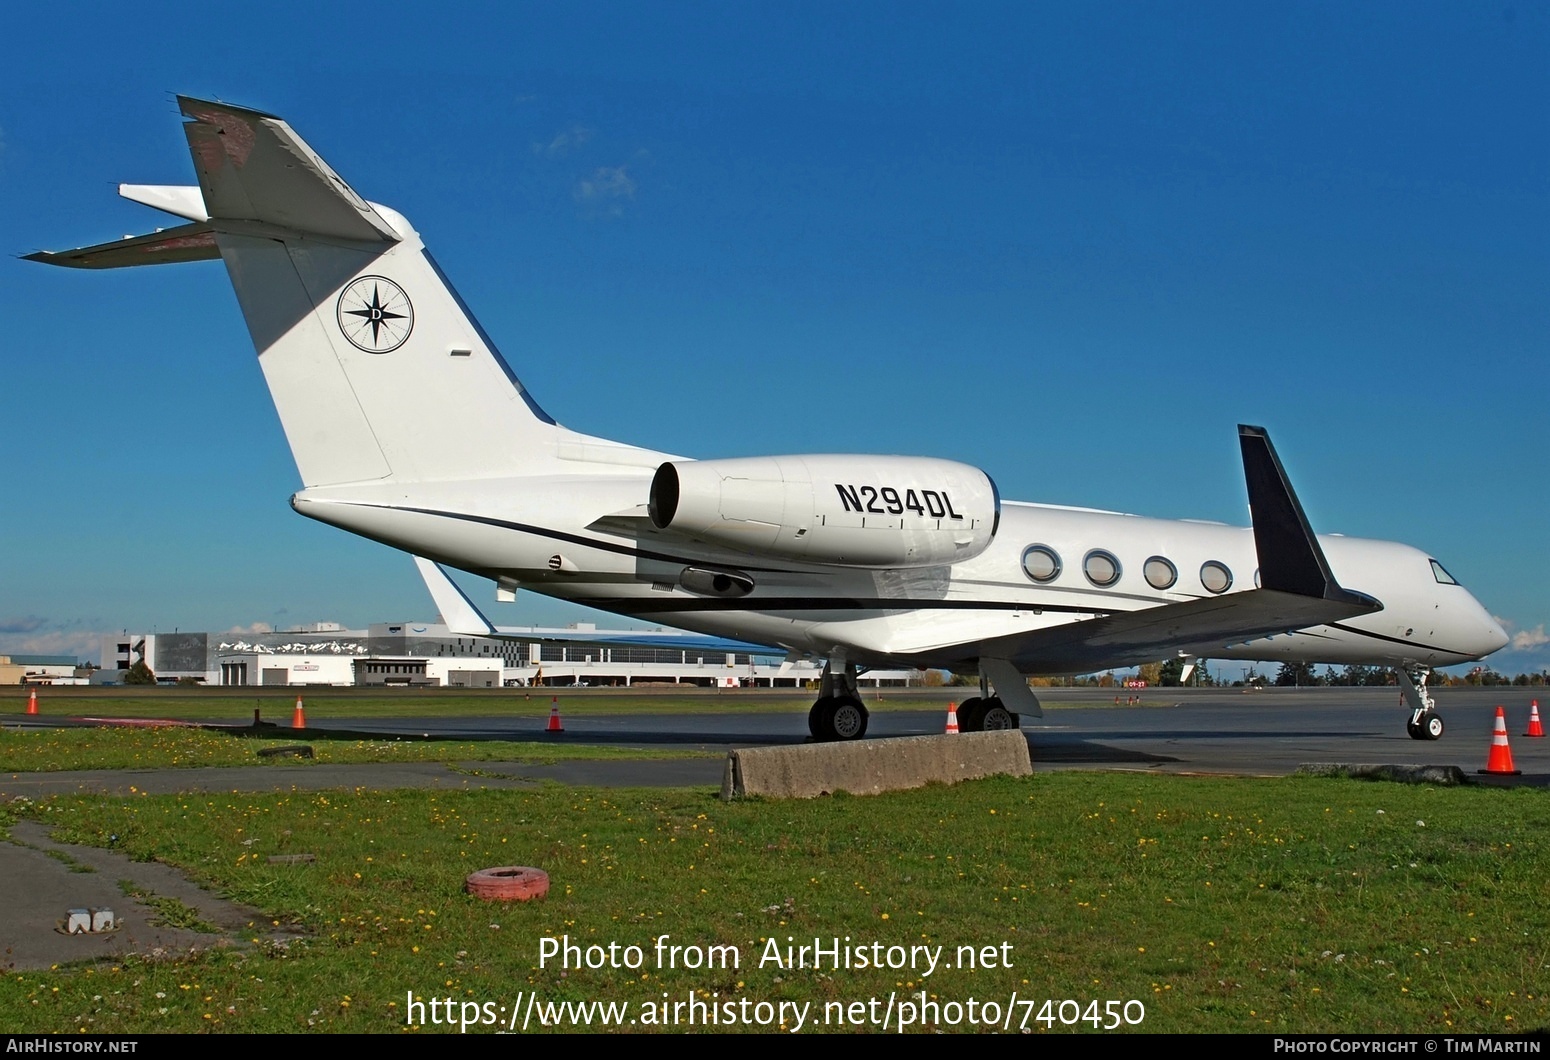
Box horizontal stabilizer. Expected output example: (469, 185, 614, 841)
(23, 222, 219, 269)
(178, 96, 402, 243)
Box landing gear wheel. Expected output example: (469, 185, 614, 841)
(809, 696, 868, 741)
(1407, 711, 1444, 740)
(956, 697, 986, 732)
(829, 696, 869, 741)
(979, 697, 1017, 730)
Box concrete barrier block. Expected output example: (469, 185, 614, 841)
(721, 730, 1032, 800)
(66, 909, 91, 934)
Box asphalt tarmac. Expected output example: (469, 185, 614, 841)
(229, 685, 1550, 786)
(5, 687, 1545, 796)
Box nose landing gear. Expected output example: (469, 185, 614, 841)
(1399, 666, 1444, 741)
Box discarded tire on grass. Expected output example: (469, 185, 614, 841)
(466, 866, 550, 901)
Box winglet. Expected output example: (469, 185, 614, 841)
(413, 556, 496, 637)
(1237, 425, 1375, 608)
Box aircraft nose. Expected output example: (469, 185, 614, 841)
(1482, 614, 1509, 656)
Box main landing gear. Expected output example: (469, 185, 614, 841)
(952, 669, 1022, 732)
(1398, 666, 1444, 741)
(808, 656, 869, 742)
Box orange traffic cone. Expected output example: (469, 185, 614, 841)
(1479, 707, 1520, 775)
(26, 688, 38, 715)
(291, 695, 306, 729)
(1525, 700, 1544, 738)
(945, 701, 959, 735)
(546, 696, 564, 733)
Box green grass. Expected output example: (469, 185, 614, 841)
(0, 726, 708, 772)
(44, 847, 95, 873)
(117, 880, 219, 934)
(2, 774, 1546, 1034)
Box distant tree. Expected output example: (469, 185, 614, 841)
(1158, 658, 1185, 686)
(1194, 661, 1216, 687)
(1275, 661, 1318, 687)
(1337, 664, 1370, 687)
(124, 659, 156, 685)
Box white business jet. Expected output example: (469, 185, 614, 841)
(28, 98, 1508, 742)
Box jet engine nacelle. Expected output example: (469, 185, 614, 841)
(649, 455, 999, 568)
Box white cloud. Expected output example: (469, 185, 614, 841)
(534, 125, 592, 159)
(0, 615, 46, 634)
(0, 627, 111, 664)
(222, 621, 274, 636)
(574, 166, 637, 217)
(1510, 624, 1548, 652)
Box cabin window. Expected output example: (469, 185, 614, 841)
(1200, 561, 1232, 594)
(1430, 560, 1459, 585)
(1142, 556, 1177, 591)
(1021, 545, 1062, 583)
(1083, 550, 1121, 588)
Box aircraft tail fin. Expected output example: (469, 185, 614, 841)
(30, 97, 564, 490)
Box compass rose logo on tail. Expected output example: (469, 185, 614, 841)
(337, 275, 413, 353)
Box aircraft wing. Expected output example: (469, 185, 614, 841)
(956, 586, 1374, 673)
(412, 556, 786, 657)
(909, 425, 1382, 673)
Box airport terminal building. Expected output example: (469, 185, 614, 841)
(100, 623, 916, 690)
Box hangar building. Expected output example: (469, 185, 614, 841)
(100, 623, 916, 689)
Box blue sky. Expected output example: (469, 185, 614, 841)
(3, 2, 1546, 673)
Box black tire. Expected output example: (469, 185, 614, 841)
(956, 697, 986, 732)
(1406, 715, 1425, 740)
(808, 697, 834, 739)
(830, 696, 869, 741)
(979, 697, 1017, 730)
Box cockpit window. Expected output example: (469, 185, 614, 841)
(1430, 559, 1459, 585)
